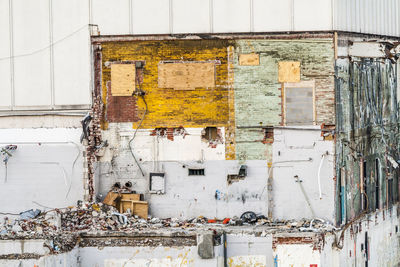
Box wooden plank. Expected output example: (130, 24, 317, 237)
(278, 61, 300, 83)
(133, 203, 148, 219)
(158, 62, 215, 90)
(111, 64, 136, 96)
(239, 54, 260, 66)
(119, 194, 141, 212)
(120, 193, 140, 201)
(103, 192, 120, 207)
(119, 200, 148, 219)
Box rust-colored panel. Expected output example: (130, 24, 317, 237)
(111, 64, 136, 96)
(158, 62, 215, 90)
(278, 61, 300, 83)
(239, 53, 259, 66)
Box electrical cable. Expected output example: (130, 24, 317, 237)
(128, 93, 147, 177)
(0, 24, 89, 61)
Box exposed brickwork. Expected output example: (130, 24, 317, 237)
(85, 44, 104, 201)
(101, 40, 232, 129)
(234, 38, 335, 160)
(105, 81, 138, 122)
(149, 127, 188, 141)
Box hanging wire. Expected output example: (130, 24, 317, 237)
(128, 73, 147, 177)
(0, 24, 89, 61)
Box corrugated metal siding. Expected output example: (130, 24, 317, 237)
(334, 0, 400, 36)
(2, 0, 400, 111)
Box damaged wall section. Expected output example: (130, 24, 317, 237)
(335, 34, 400, 224)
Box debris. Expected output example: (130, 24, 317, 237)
(240, 211, 257, 223)
(222, 218, 230, 224)
(19, 209, 41, 220)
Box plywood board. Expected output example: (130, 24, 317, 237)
(111, 64, 136, 96)
(158, 62, 215, 90)
(239, 54, 259, 66)
(119, 200, 148, 219)
(103, 192, 120, 206)
(278, 61, 300, 83)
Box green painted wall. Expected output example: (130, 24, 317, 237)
(234, 39, 335, 160)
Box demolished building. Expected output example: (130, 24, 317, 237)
(1, 0, 400, 266)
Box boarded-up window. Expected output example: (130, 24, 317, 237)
(111, 64, 136, 96)
(158, 62, 215, 90)
(283, 81, 315, 125)
(239, 54, 260, 66)
(278, 61, 300, 83)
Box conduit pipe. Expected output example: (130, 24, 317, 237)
(317, 153, 326, 200)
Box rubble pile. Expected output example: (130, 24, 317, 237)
(0, 203, 339, 244)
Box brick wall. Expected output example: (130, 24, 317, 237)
(234, 38, 335, 160)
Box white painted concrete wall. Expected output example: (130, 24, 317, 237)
(98, 124, 336, 220)
(272, 127, 335, 222)
(97, 123, 268, 219)
(274, 244, 320, 267)
(321, 205, 400, 267)
(0, 128, 84, 215)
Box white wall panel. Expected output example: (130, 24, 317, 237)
(53, 0, 91, 106)
(172, 0, 210, 33)
(213, 0, 251, 33)
(253, 0, 291, 32)
(0, 0, 12, 108)
(293, 0, 332, 31)
(12, 0, 51, 107)
(91, 0, 130, 35)
(334, 0, 400, 36)
(132, 0, 170, 34)
(0, 128, 84, 214)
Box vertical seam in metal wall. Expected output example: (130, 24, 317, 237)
(169, 0, 173, 34)
(290, 0, 294, 31)
(89, 0, 93, 26)
(209, 0, 213, 33)
(129, 0, 133, 34)
(331, 0, 335, 31)
(49, 0, 55, 108)
(250, 0, 254, 32)
(8, 0, 14, 110)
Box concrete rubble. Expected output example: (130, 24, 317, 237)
(0, 202, 339, 256)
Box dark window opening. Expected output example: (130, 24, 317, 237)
(375, 158, 380, 210)
(388, 177, 393, 206)
(188, 169, 205, 176)
(202, 127, 218, 141)
(263, 128, 274, 143)
(361, 160, 368, 211)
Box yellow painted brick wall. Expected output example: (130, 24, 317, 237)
(101, 40, 231, 129)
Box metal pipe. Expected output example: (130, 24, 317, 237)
(0, 112, 87, 117)
(223, 232, 227, 267)
(317, 154, 326, 199)
(294, 175, 316, 218)
(237, 125, 334, 131)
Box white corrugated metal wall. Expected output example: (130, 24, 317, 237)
(0, 0, 399, 112)
(334, 0, 399, 37)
